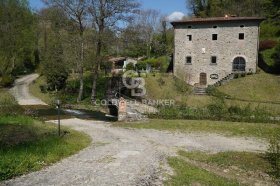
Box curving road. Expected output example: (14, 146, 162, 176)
(9, 74, 47, 105)
(2, 118, 268, 186)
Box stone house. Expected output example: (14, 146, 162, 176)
(171, 16, 264, 87)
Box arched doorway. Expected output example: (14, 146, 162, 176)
(233, 57, 246, 72)
(199, 73, 207, 85)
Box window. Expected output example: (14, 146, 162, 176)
(187, 35, 192, 41)
(213, 25, 218, 28)
(233, 57, 246, 72)
(186, 56, 192, 64)
(212, 34, 218, 40)
(211, 56, 217, 64)
(239, 33, 245, 40)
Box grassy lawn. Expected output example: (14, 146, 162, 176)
(217, 72, 280, 103)
(0, 115, 91, 181)
(166, 157, 240, 186)
(166, 150, 276, 185)
(144, 74, 192, 104)
(116, 119, 280, 139)
(178, 151, 271, 173)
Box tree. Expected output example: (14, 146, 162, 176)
(186, 0, 269, 17)
(88, 0, 140, 102)
(0, 0, 36, 77)
(43, 0, 88, 102)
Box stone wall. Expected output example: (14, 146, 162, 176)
(174, 21, 260, 86)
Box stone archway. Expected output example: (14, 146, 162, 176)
(233, 57, 246, 72)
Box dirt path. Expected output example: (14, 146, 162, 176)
(9, 74, 47, 105)
(2, 118, 268, 186)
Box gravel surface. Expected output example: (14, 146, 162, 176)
(2, 118, 268, 186)
(9, 74, 47, 105)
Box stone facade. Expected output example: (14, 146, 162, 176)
(171, 17, 263, 86)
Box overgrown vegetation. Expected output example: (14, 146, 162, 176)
(0, 115, 91, 181)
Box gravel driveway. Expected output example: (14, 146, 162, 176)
(2, 118, 268, 186)
(9, 74, 47, 105)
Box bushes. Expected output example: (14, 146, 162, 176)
(259, 40, 278, 51)
(0, 75, 14, 87)
(149, 102, 273, 123)
(0, 90, 22, 116)
(137, 56, 170, 72)
(125, 62, 135, 71)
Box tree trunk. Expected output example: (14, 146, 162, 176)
(77, 33, 84, 102)
(91, 11, 105, 102)
(91, 39, 102, 102)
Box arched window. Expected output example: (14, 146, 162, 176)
(233, 57, 246, 72)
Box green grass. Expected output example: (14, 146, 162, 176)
(0, 115, 91, 181)
(0, 89, 22, 115)
(144, 74, 192, 104)
(217, 72, 280, 103)
(166, 157, 240, 186)
(116, 119, 280, 139)
(178, 151, 271, 173)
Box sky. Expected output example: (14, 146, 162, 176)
(29, 0, 188, 19)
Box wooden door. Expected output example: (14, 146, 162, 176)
(200, 73, 207, 85)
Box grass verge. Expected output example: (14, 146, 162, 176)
(0, 115, 91, 181)
(166, 157, 240, 186)
(116, 119, 280, 139)
(178, 151, 271, 173)
(174, 150, 278, 185)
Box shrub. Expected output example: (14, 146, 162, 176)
(136, 61, 147, 70)
(125, 62, 135, 71)
(0, 75, 14, 87)
(0, 90, 22, 115)
(259, 40, 278, 51)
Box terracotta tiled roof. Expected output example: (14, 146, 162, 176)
(171, 17, 264, 25)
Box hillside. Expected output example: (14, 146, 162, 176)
(217, 72, 280, 103)
(144, 72, 280, 115)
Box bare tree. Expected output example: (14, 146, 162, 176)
(43, 0, 88, 102)
(88, 0, 140, 102)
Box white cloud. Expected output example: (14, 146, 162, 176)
(167, 12, 185, 22)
